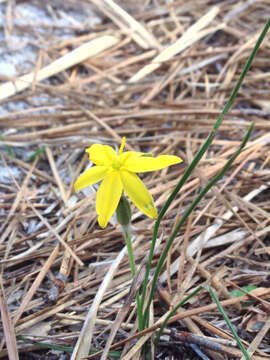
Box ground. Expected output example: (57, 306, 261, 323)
(0, 0, 270, 359)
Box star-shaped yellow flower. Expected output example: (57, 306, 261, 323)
(74, 138, 182, 228)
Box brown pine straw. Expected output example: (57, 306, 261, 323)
(1, 0, 270, 359)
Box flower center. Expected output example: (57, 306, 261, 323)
(111, 158, 123, 170)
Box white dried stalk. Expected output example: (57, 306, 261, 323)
(0, 36, 119, 101)
(70, 245, 127, 360)
(129, 6, 220, 83)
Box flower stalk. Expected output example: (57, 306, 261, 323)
(119, 219, 143, 331)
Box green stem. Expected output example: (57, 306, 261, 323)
(122, 225, 144, 332)
(123, 226, 136, 277)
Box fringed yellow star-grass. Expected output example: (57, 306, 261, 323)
(74, 137, 182, 228)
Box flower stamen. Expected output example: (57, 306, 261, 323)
(119, 137, 126, 155)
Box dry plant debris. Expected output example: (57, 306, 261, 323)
(0, 0, 270, 359)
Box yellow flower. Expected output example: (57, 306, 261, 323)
(74, 138, 182, 228)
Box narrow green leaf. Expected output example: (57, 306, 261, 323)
(141, 18, 270, 328)
(143, 123, 254, 327)
(27, 146, 46, 161)
(207, 286, 251, 360)
(0, 132, 16, 158)
(230, 286, 257, 298)
(17, 335, 121, 358)
(155, 286, 203, 345)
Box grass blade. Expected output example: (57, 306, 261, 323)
(155, 286, 203, 345)
(0, 132, 15, 158)
(142, 123, 254, 326)
(207, 286, 251, 360)
(140, 18, 270, 321)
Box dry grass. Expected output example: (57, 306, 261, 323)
(0, 0, 270, 359)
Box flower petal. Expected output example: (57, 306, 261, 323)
(74, 166, 108, 191)
(96, 171, 123, 228)
(86, 144, 117, 166)
(120, 151, 143, 164)
(124, 154, 182, 173)
(120, 170, 157, 219)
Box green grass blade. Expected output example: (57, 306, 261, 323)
(140, 18, 270, 320)
(142, 123, 254, 327)
(0, 132, 16, 158)
(27, 146, 46, 161)
(17, 335, 121, 358)
(206, 286, 251, 360)
(155, 286, 203, 345)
